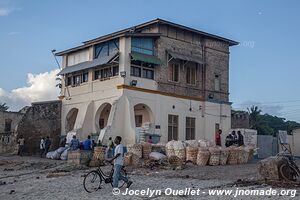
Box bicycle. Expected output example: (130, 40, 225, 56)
(277, 152, 300, 182)
(83, 161, 128, 193)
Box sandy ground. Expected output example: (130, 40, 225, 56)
(0, 155, 298, 200)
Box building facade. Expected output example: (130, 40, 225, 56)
(56, 19, 238, 145)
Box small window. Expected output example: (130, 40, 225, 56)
(186, 117, 196, 140)
(112, 66, 119, 76)
(135, 115, 143, 127)
(82, 72, 88, 83)
(94, 70, 100, 80)
(66, 76, 72, 86)
(73, 75, 81, 85)
(131, 66, 141, 77)
(142, 69, 154, 79)
(169, 63, 179, 82)
(186, 64, 196, 85)
(4, 119, 12, 132)
(214, 74, 220, 91)
(168, 115, 178, 141)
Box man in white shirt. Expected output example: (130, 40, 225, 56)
(108, 136, 132, 188)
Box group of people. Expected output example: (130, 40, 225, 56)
(69, 135, 97, 151)
(215, 129, 245, 147)
(225, 130, 244, 147)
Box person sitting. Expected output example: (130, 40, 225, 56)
(70, 135, 80, 151)
(83, 135, 92, 150)
(237, 131, 244, 146)
(225, 134, 234, 147)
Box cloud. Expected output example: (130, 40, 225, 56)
(8, 31, 20, 36)
(0, 8, 12, 16)
(0, 69, 60, 111)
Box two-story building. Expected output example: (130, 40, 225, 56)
(56, 18, 238, 145)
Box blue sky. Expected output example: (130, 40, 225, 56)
(0, 0, 299, 122)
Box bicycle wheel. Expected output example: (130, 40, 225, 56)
(83, 171, 102, 193)
(110, 168, 128, 188)
(279, 164, 299, 181)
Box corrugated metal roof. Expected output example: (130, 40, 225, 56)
(130, 52, 162, 65)
(167, 50, 205, 64)
(55, 18, 238, 56)
(57, 52, 118, 75)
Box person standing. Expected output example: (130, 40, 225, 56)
(83, 135, 92, 150)
(108, 136, 132, 189)
(40, 137, 45, 158)
(106, 137, 114, 158)
(215, 129, 222, 146)
(147, 136, 153, 144)
(70, 135, 80, 151)
(44, 136, 52, 155)
(17, 135, 25, 156)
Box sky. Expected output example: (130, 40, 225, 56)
(0, 0, 299, 122)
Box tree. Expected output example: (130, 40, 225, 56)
(0, 103, 9, 112)
(247, 106, 262, 129)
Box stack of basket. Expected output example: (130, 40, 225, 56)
(237, 147, 249, 164)
(186, 147, 198, 164)
(127, 144, 143, 159)
(219, 148, 229, 165)
(141, 142, 152, 159)
(168, 155, 183, 168)
(196, 148, 210, 166)
(227, 147, 239, 165)
(89, 147, 106, 167)
(166, 140, 176, 157)
(173, 141, 186, 162)
(208, 147, 221, 166)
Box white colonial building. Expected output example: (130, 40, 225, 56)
(56, 19, 238, 145)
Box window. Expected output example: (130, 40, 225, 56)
(169, 63, 179, 82)
(67, 50, 89, 66)
(82, 72, 88, 83)
(168, 115, 178, 141)
(94, 66, 119, 80)
(131, 66, 141, 77)
(186, 117, 196, 140)
(66, 76, 72, 86)
(142, 69, 154, 79)
(186, 64, 196, 85)
(94, 40, 119, 59)
(135, 115, 143, 127)
(4, 119, 12, 132)
(73, 75, 81, 85)
(214, 74, 221, 91)
(131, 37, 154, 55)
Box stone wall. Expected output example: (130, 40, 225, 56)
(0, 111, 24, 154)
(16, 100, 62, 154)
(231, 110, 250, 129)
(141, 23, 230, 102)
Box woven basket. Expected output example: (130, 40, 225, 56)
(93, 147, 106, 161)
(227, 148, 239, 165)
(124, 153, 132, 166)
(237, 148, 249, 164)
(168, 155, 183, 167)
(196, 149, 210, 166)
(208, 147, 221, 166)
(220, 149, 229, 165)
(127, 144, 142, 158)
(141, 143, 152, 159)
(174, 149, 186, 162)
(166, 148, 175, 157)
(131, 153, 140, 166)
(186, 147, 198, 164)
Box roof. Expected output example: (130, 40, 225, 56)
(167, 50, 205, 65)
(130, 52, 162, 65)
(57, 51, 118, 75)
(55, 18, 238, 56)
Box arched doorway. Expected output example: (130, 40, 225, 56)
(95, 103, 112, 133)
(65, 108, 79, 133)
(133, 104, 154, 128)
